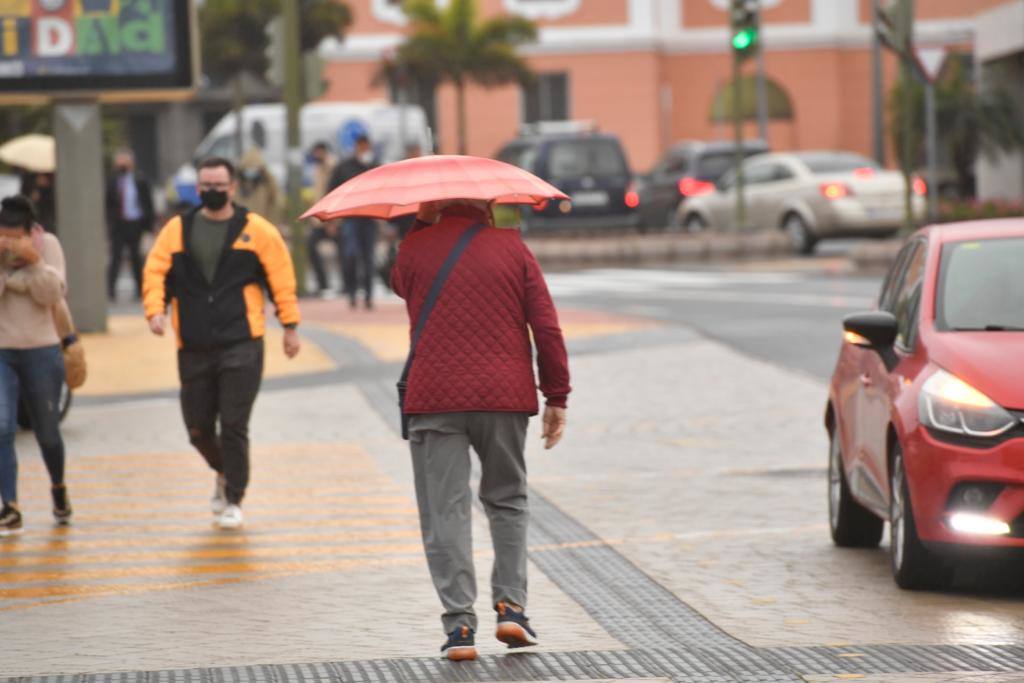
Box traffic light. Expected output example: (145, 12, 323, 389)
(730, 0, 760, 60)
(874, 0, 912, 60)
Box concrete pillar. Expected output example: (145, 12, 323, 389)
(54, 101, 107, 333)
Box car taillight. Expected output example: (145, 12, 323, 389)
(853, 167, 876, 179)
(625, 183, 640, 209)
(820, 182, 851, 200)
(912, 176, 927, 196)
(678, 177, 715, 197)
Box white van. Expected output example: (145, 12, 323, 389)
(193, 101, 433, 185)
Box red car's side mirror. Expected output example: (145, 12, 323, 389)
(843, 311, 897, 349)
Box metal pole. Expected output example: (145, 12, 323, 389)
(398, 65, 408, 157)
(54, 101, 107, 332)
(871, 0, 886, 166)
(899, 0, 915, 234)
(925, 80, 938, 223)
(755, 0, 768, 143)
(283, 0, 307, 295)
(733, 49, 747, 231)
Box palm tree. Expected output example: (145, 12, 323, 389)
(388, 0, 537, 154)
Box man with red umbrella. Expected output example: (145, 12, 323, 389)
(305, 156, 571, 660)
(393, 199, 569, 660)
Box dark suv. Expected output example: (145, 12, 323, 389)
(496, 128, 639, 231)
(636, 139, 769, 230)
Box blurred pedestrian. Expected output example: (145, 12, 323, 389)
(379, 144, 425, 290)
(105, 149, 155, 302)
(142, 157, 302, 530)
(309, 141, 336, 200)
(391, 199, 570, 661)
(306, 142, 344, 298)
(330, 135, 378, 309)
(0, 195, 72, 535)
(237, 148, 283, 226)
(20, 172, 56, 233)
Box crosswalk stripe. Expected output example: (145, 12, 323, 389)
(1, 442, 426, 612)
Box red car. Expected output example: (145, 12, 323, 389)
(826, 218, 1024, 589)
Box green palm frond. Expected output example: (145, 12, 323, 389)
(468, 43, 534, 87)
(475, 16, 537, 49)
(402, 0, 443, 27)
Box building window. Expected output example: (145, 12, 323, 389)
(503, 0, 580, 21)
(523, 73, 569, 123)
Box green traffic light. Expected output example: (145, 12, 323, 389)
(732, 27, 757, 51)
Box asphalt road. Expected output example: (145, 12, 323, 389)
(544, 262, 884, 381)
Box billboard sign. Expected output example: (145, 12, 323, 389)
(0, 0, 195, 95)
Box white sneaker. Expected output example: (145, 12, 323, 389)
(211, 475, 227, 516)
(216, 504, 243, 530)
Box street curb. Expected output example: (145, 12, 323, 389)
(525, 231, 792, 268)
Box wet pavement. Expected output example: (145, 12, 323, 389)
(3, 270, 1024, 682)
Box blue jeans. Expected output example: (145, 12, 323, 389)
(0, 346, 66, 506)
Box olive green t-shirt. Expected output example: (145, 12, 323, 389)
(191, 213, 231, 283)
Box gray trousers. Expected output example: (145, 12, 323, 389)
(409, 412, 530, 633)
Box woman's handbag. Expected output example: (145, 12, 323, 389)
(52, 298, 87, 390)
(397, 223, 485, 439)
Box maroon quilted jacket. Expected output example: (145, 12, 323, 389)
(391, 207, 570, 415)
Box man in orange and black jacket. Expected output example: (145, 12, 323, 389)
(142, 157, 301, 530)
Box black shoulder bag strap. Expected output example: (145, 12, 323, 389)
(398, 222, 486, 439)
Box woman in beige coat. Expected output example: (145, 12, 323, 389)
(0, 195, 71, 535)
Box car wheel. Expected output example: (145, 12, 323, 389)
(829, 428, 884, 547)
(783, 213, 816, 255)
(890, 445, 952, 590)
(683, 213, 706, 234)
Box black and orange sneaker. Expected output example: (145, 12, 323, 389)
(495, 602, 538, 649)
(440, 626, 477, 661)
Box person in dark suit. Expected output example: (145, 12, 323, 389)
(328, 136, 378, 309)
(105, 149, 155, 302)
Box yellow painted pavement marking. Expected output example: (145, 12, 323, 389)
(2, 443, 425, 612)
(77, 316, 337, 396)
(324, 318, 660, 362)
(5, 527, 420, 552)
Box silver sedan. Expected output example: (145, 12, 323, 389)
(677, 151, 927, 253)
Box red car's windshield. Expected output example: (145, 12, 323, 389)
(937, 237, 1024, 332)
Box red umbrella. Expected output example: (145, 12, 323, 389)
(301, 154, 569, 220)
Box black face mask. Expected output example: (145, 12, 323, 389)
(117, 166, 131, 175)
(199, 189, 229, 211)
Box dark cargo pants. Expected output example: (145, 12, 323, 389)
(178, 338, 264, 505)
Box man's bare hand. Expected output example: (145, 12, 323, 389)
(541, 406, 566, 450)
(148, 314, 166, 336)
(283, 328, 301, 359)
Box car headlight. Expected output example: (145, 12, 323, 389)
(919, 369, 1018, 438)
